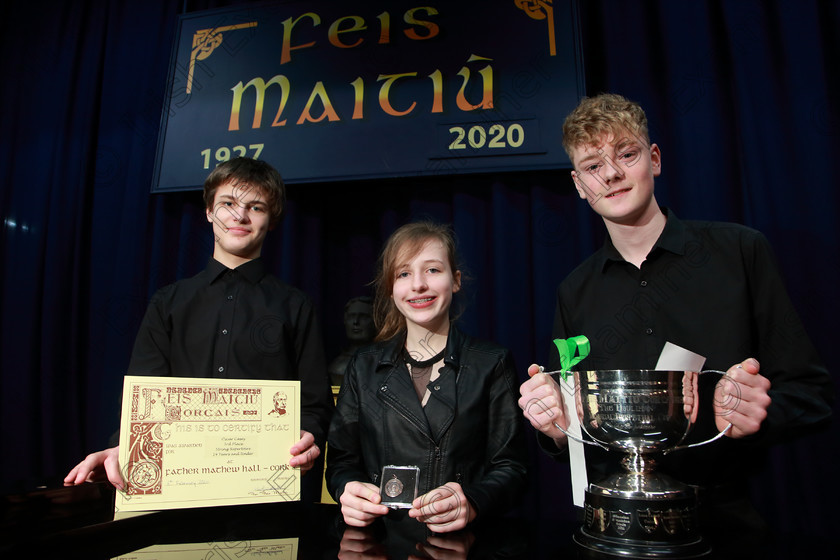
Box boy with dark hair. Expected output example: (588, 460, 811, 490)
(66, 158, 333, 490)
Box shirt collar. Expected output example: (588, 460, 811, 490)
(598, 207, 687, 271)
(655, 207, 687, 256)
(205, 257, 267, 285)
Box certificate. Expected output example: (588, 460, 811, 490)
(114, 538, 298, 559)
(115, 376, 300, 512)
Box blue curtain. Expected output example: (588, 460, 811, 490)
(1, 0, 837, 544)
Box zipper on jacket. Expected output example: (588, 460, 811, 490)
(432, 446, 442, 489)
(379, 382, 444, 493)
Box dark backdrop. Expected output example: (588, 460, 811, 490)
(1, 0, 838, 550)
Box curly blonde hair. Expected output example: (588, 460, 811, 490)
(562, 93, 650, 163)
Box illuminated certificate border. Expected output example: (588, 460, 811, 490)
(115, 376, 300, 512)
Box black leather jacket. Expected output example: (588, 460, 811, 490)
(326, 325, 528, 519)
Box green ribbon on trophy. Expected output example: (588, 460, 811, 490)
(552, 335, 590, 382)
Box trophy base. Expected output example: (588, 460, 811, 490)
(574, 488, 710, 558)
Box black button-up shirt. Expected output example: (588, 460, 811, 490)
(550, 209, 832, 487)
(127, 258, 333, 444)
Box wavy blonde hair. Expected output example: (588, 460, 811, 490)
(373, 222, 460, 342)
(562, 93, 650, 164)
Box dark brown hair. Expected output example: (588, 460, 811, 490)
(203, 158, 286, 227)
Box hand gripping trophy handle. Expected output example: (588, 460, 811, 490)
(547, 369, 610, 451)
(663, 369, 732, 455)
(548, 369, 733, 454)
(540, 366, 610, 451)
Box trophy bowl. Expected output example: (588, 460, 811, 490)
(575, 369, 699, 455)
(563, 370, 729, 558)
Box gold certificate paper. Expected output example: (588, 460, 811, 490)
(115, 376, 300, 512)
(115, 538, 298, 559)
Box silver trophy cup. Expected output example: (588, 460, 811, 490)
(558, 369, 731, 558)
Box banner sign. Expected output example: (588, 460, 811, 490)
(152, 0, 584, 191)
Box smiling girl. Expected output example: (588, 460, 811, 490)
(326, 222, 527, 533)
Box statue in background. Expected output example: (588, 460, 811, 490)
(328, 296, 375, 386)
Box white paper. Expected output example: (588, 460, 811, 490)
(655, 342, 706, 372)
(557, 374, 588, 507)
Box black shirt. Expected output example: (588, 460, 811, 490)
(550, 208, 832, 488)
(127, 258, 334, 445)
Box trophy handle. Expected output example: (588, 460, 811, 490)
(539, 367, 611, 451)
(551, 421, 611, 451)
(663, 369, 733, 455)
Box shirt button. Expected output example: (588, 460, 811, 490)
(218, 366, 225, 372)
(645, 328, 653, 335)
(381, 385, 388, 392)
(433, 385, 440, 391)
(640, 280, 648, 287)
(227, 295, 234, 300)
(222, 329, 228, 335)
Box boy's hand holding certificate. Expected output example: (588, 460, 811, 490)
(115, 376, 300, 512)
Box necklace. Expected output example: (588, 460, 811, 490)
(403, 347, 445, 369)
